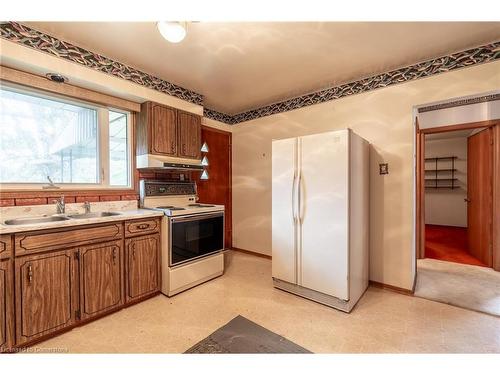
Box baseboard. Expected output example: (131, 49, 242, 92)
(369, 280, 414, 296)
(231, 247, 272, 260)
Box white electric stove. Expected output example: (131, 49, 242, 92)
(140, 180, 225, 296)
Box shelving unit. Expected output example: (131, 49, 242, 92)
(424, 156, 459, 189)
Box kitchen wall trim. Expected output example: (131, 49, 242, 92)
(3, 22, 496, 126)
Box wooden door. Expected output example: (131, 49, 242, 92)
(178, 111, 201, 159)
(467, 128, 493, 266)
(194, 127, 232, 248)
(15, 249, 78, 345)
(151, 104, 177, 156)
(416, 121, 426, 260)
(79, 240, 123, 320)
(0, 260, 13, 352)
(125, 234, 160, 302)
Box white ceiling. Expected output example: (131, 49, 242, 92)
(25, 22, 500, 114)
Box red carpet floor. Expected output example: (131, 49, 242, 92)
(425, 224, 487, 267)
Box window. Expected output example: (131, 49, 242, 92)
(0, 84, 131, 189)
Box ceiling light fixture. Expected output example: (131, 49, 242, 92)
(157, 21, 187, 43)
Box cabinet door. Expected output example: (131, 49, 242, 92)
(151, 104, 177, 156)
(0, 260, 13, 352)
(15, 249, 78, 345)
(79, 240, 123, 320)
(126, 235, 160, 302)
(178, 111, 201, 159)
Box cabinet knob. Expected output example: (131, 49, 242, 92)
(138, 224, 149, 230)
(112, 248, 117, 265)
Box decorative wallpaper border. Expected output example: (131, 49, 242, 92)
(203, 108, 237, 125)
(205, 41, 500, 124)
(417, 93, 500, 113)
(1, 21, 498, 124)
(0, 22, 204, 106)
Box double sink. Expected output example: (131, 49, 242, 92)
(4, 211, 121, 226)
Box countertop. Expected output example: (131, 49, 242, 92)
(0, 208, 164, 235)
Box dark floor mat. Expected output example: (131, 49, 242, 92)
(184, 315, 312, 354)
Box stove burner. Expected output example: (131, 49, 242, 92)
(188, 204, 216, 208)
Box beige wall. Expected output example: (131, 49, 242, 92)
(425, 137, 468, 227)
(231, 60, 500, 290)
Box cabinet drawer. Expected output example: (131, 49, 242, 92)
(15, 223, 123, 256)
(0, 235, 12, 260)
(125, 218, 160, 238)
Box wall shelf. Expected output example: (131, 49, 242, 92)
(424, 156, 458, 189)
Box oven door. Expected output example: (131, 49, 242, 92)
(169, 212, 224, 267)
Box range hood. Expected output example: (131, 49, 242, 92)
(136, 154, 203, 171)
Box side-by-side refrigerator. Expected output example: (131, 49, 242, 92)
(272, 128, 369, 312)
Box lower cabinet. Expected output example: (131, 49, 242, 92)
(125, 234, 160, 302)
(14, 249, 78, 346)
(0, 259, 13, 352)
(79, 240, 124, 320)
(6, 220, 160, 349)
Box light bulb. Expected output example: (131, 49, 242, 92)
(157, 21, 187, 43)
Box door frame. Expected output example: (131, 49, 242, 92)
(415, 119, 500, 274)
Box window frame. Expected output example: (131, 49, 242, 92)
(0, 82, 133, 191)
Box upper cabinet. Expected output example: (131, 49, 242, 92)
(178, 111, 201, 159)
(152, 104, 177, 156)
(137, 102, 201, 160)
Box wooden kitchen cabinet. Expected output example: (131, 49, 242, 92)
(137, 101, 201, 160)
(0, 259, 14, 352)
(151, 104, 177, 156)
(8, 219, 160, 349)
(125, 234, 160, 302)
(0, 235, 12, 260)
(79, 240, 124, 320)
(14, 249, 78, 345)
(178, 111, 201, 159)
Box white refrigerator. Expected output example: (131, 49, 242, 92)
(272, 129, 369, 312)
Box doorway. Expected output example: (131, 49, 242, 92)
(414, 119, 500, 316)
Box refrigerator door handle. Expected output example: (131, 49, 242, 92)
(292, 173, 298, 221)
(297, 171, 304, 224)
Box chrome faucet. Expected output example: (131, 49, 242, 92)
(83, 201, 91, 214)
(43, 175, 60, 189)
(53, 195, 65, 214)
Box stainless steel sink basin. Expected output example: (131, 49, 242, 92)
(4, 216, 70, 225)
(67, 211, 121, 219)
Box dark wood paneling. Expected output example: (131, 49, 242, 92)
(152, 104, 177, 156)
(125, 234, 160, 302)
(124, 218, 160, 238)
(15, 249, 78, 345)
(178, 111, 201, 159)
(15, 223, 123, 256)
(0, 235, 12, 260)
(79, 240, 124, 320)
(0, 259, 14, 352)
(194, 126, 232, 248)
(467, 128, 493, 266)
